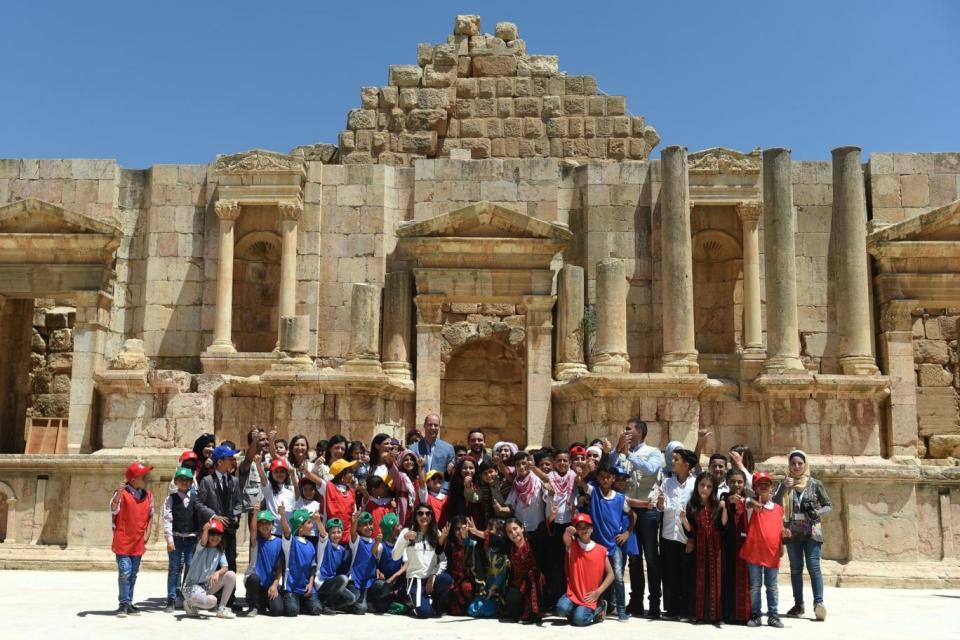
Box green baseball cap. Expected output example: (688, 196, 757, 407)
(174, 467, 194, 480)
(325, 518, 344, 531)
(289, 508, 313, 533)
(380, 512, 399, 537)
(357, 511, 374, 526)
(256, 510, 276, 523)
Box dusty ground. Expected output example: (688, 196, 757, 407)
(1, 570, 957, 640)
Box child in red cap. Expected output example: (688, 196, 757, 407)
(110, 461, 154, 617)
(555, 513, 614, 626)
(183, 518, 238, 618)
(740, 471, 787, 628)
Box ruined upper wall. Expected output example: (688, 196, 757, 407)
(337, 15, 659, 166)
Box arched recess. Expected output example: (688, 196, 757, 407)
(232, 227, 281, 352)
(441, 338, 526, 447)
(692, 222, 744, 375)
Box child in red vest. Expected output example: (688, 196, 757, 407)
(740, 471, 787, 628)
(555, 513, 614, 626)
(418, 469, 449, 528)
(110, 461, 155, 617)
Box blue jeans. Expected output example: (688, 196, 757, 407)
(166, 537, 195, 600)
(628, 508, 661, 610)
(282, 590, 322, 616)
(604, 546, 626, 613)
(747, 564, 779, 617)
(116, 555, 142, 605)
(556, 594, 604, 626)
(407, 572, 452, 618)
(786, 539, 824, 606)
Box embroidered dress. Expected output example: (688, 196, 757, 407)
(689, 507, 724, 623)
(446, 539, 474, 615)
(723, 500, 751, 623)
(509, 541, 544, 621)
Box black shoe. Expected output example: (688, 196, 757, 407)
(126, 604, 140, 616)
(648, 606, 661, 620)
(746, 616, 762, 627)
(768, 615, 784, 628)
(164, 599, 175, 613)
(230, 603, 245, 614)
(786, 604, 804, 617)
(115, 605, 128, 618)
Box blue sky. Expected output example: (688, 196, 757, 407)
(2, 2, 957, 167)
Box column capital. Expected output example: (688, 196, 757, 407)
(736, 200, 762, 222)
(414, 294, 445, 325)
(214, 199, 241, 220)
(278, 199, 304, 220)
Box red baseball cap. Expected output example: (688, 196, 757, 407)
(572, 513, 593, 527)
(179, 451, 199, 464)
(208, 519, 225, 534)
(125, 461, 154, 482)
(269, 458, 289, 472)
(569, 445, 587, 456)
(752, 471, 773, 486)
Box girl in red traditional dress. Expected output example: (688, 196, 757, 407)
(721, 468, 752, 624)
(682, 471, 727, 625)
(444, 516, 479, 614)
(503, 517, 545, 623)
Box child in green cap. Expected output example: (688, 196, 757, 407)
(346, 511, 378, 613)
(243, 502, 285, 617)
(279, 503, 322, 615)
(369, 512, 408, 613)
(315, 515, 358, 612)
(163, 466, 200, 612)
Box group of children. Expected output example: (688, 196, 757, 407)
(109, 423, 813, 627)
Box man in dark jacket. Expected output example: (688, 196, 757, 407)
(196, 444, 243, 610)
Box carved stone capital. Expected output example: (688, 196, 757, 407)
(415, 295, 445, 325)
(215, 199, 241, 220)
(736, 201, 762, 223)
(278, 200, 304, 220)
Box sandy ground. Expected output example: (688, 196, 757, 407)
(1, 570, 957, 640)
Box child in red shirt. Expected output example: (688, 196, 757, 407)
(555, 513, 615, 626)
(111, 461, 155, 617)
(739, 471, 788, 628)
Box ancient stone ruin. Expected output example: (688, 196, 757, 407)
(0, 15, 957, 584)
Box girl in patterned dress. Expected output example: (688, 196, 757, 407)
(682, 471, 727, 625)
(503, 517, 545, 623)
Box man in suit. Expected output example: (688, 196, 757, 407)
(196, 444, 243, 611)
(413, 413, 456, 484)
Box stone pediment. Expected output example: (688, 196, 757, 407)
(0, 198, 121, 236)
(397, 201, 573, 241)
(688, 147, 761, 175)
(868, 199, 960, 250)
(214, 148, 306, 176)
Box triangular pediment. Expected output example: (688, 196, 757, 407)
(0, 198, 121, 235)
(868, 199, 960, 250)
(214, 148, 306, 176)
(397, 201, 573, 241)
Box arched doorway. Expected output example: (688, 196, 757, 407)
(441, 338, 526, 447)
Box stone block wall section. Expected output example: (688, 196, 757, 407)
(337, 15, 660, 166)
(869, 152, 960, 224)
(911, 307, 960, 459)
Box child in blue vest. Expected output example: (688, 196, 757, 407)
(315, 516, 358, 612)
(347, 510, 379, 613)
(279, 504, 322, 616)
(576, 461, 636, 622)
(370, 512, 408, 613)
(243, 504, 285, 616)
(163, 466, 199, 612)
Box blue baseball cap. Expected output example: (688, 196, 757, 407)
(212, 444, 239, 462)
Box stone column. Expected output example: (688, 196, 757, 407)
(414, 295, 444, 425)
(761, 148, 806, 373)
(737, 202, 764, 351)
(382, 271, 413, 381)
(879, 300, 920, 458)
(833, 146, 880, 376)
(554, 265, 588, 380)
(277, 200, 303, 349)
(67, 290, 111, 454)
(524, 295, 556, 447)
(344, 283, 383, 374)
(274, 315, 313, 370)
(591, 259, 630, 373)
(660, 145, 699, 374)
(208, 200, 240, 353)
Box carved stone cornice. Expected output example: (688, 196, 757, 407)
(214, 149, 306, 176)
(688, 147, 761, 175)
(278, 200, 304, 220)
(214, 200, 241, 221)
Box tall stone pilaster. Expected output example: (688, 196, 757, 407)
(277, 201, 302, 349)
(414, 295, 444, 425)
(832, 146, 880, 375)
(524, 295, 556, 447)
(208, 200, 239, 354)
(382, 271, 413, 381)
(660, 145, 699, 374)
(67, 290, 112, 454)
(344, 283, 383, 374)
(554, 265, 587, 380)
(591, 258, 629, 373)
(761, 148, 805, 373)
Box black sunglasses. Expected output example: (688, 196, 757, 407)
(416, 510, 433, 516)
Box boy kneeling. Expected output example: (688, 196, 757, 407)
(555, 513, 615, 626)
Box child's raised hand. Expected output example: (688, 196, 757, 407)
(278, 502, 286, 516)
(463, 474, 473, 488)
(351, 510, 360, 522)
(600, 437, 613, 453)
(117, 480, 127, 492)
(466, 516, 476, 530)
(565, 526, 576, 538)
(376, 533, 383, 543)
(729, 450, 742, 467)
(440, 522, 451, 537)
(785, 476, 795, 489)
(404, 530, 417, 542)
(697, 427, 712, 441)
(719, 499, 727, 511)
(729, 494, 742, 505)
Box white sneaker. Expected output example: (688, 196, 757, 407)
(814, 603, 826, 621)
(216, 607, 235, 619)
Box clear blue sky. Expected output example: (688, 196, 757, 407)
(2, 2, 957, 167)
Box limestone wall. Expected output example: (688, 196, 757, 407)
(868, 152, 960, 224)
(912, 308, 960, 459)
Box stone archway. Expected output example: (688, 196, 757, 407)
(441, 337, 526, 447)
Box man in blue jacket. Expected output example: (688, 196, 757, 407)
(413, 413, 456, 485)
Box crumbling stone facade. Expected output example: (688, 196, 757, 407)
(0, 15, 958, 585)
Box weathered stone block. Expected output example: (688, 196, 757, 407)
(473, 55, 517, 77)
(917, 386, 960, 436)
(928, 434, 960, 458)
(347, 109, 377, 130)
(918, 363, 954, 387)
(453, 14, 480, 36)
(495, 21, 518, 41)
(915, 339, 949, 364)
(389, 64, 422, 87)
(48, 329, 73, 352)
(424, 63, 457, 88)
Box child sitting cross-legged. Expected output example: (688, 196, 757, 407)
(182, 518, 237, 618)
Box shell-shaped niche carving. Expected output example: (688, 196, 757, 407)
(235, 231, 282, 262)
(692, 229, 742, 263)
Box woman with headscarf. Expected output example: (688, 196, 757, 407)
(192, 433, 217, 481)
(774, 450, 831, 622)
